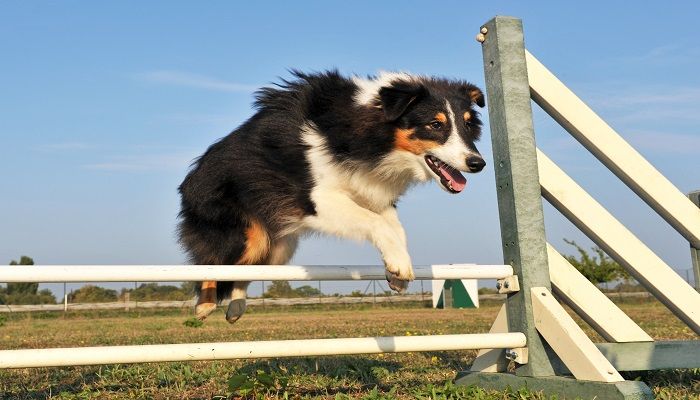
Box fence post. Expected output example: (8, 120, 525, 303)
(63, 282, 67, 312)
(689, 191, 700, 292)
(372, 280, 377, 304)
(475, 16, 555, 377)
(261, 281, 265, 309)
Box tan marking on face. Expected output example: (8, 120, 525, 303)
(463, 111, 471, 121)
(238, 219, 270, 264)
(394, 128, 439, 155)
(435, 112, 447, 123)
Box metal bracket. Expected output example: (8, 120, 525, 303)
(496, 275, 520, 294)
(505, 347, 529, 364)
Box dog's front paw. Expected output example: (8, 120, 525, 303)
(383, 251, 414, 293)
(385, 270, 410, 293)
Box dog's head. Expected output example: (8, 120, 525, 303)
(359, 73, 486, 193)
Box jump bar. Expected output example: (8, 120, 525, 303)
(0, 264, 513, 283)
(0, 333, 526, 368)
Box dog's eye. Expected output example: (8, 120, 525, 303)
(428, 121, 444, 130)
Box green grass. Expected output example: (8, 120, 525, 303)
(0, 300, 697, 399)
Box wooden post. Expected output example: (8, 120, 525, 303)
(690, 191, 700, 292)
(475, 16, 554, 377)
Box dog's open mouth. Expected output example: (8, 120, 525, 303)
(425, 155, 466, 193)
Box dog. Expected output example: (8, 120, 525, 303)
(177, 70, 486, 323)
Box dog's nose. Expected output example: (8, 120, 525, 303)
(466, 156, 486, 172)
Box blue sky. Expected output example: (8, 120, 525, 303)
(1, 2, 699, 296)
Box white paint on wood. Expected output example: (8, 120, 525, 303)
(526, 51, 700, 248)
(531, 287, 624, 382)
(538, 149, 700, 334)
(470, 304, 509, 372)
(547, 243, 653, 343)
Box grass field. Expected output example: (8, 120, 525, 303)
(0, 299, 698, 399)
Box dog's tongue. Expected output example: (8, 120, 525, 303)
(438, 164, 467, 192)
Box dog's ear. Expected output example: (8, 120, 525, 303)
(466, 86, 485, 108)
(378, 82, 426, 121)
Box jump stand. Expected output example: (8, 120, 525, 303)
(458, 16, 700, 399)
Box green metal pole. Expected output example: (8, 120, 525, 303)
(478, 16, 555, 377)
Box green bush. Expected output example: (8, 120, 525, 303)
(563, 239, 631, 284)
(68, 285, 118, 303)
(183, 318, 203, 328)
(121, 283, 193, 301)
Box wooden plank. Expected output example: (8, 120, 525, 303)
(690, 191, 700, 292)
(538, 149, 700, 334)
(551, 341, 700, 373)
(547, 243, 652, 343)
(595, 341, 700, 371)
(478, 15, 555, 378)
(470, 304, 509, 372)
(531, 287, 624, 382)
(526, 51, 700, 249)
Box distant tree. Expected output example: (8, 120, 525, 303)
(7, 256, 38, 297)
(0, 256, 56, 305)
(180, 281, 198, 295)
(293, 285, 321, 297)
(120, 283, 193, 301)
(263, 281, 295, 298)
(563, 239, 631, 284)
(68, 285, 118, 303)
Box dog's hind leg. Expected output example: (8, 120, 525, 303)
(195, 281, 219, 320)
(224, 218, 271, 324)
(225, 235, 298, 323)
(226, 281, 250, 323)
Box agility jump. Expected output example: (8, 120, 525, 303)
(0, 16, 698, 400)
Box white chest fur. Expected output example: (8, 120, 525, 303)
(301, 123, 413, 213)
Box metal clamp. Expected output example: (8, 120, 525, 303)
(496, 275, 520, 294)
(505, 347, 528, 364)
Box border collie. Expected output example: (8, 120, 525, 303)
(178, 71, 485, 323)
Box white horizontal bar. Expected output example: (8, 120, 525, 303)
(538, 149, 700, 334)
(0, 264, 513, 283)
(526, 50, 700, 248)
(0, 333, 526, 368)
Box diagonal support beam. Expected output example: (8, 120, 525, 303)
(547, 244, 652, 343)
(526, 50, 700, 249)
(538, 149, 700, 334)
(531, 287, 624, 383)
(470, 304, 510, 372)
